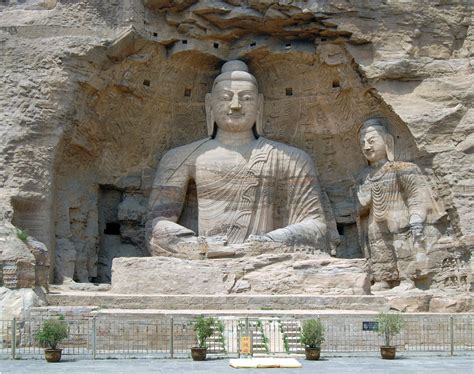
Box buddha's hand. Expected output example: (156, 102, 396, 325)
(149, 220, 202, 257)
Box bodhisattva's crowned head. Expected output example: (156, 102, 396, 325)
(205, 60, 264, 137)
(358, 116, 395, 165)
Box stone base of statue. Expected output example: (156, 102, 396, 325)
(110, 243, 370, 295)
(44, 237, 472, 313)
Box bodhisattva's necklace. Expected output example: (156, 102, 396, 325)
(367, 161, 392, 182)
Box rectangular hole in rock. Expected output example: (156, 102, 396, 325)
(104, 222, 121, 235)
(213, 42, 219, 49)
(285, 43, 292, 48)
(250, 42, 256, 47)
(285, 88, 293, 96)
(153, 32, 158, 37)
(332, 80, 340, 88)
(182, 39, 188, 44)
(184, 88, 192, 97)
(143, 79, 151, 87)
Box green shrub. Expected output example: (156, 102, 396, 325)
(300, 319, 325, 348)
(16, 228, 28, 242)
(34, 316, 68, 350)
(194, 316, 224, 349)
(376, 312, 404, 347)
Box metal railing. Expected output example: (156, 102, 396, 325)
(1, 314, 472, 359)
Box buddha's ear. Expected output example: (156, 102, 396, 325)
(256, 93, 264, 136)
(385, 133, 395, 162)
(205, 93, 214, 137)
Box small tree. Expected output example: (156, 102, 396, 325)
(300, 319, 325, 348)
(34, 316, 68, 350)
(376, 312, 403, 347)
(194, 316, 224, 349)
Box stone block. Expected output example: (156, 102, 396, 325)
(111, 253, 370, 295)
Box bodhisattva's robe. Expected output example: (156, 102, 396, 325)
(148, 137, 334, 256)
(356, 161, 445, 283)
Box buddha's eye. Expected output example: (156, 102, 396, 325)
(220, 95, 231, 101)
(242, 95, 252, 101)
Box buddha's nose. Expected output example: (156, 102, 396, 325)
(230, 95, 242, 110)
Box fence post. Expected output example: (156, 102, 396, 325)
(246, 317, 252, 357)
(92, 316, 97, 360)
(11, 317, 16, 360)
(449, 315, 454, 356)
(170, 317, 174, 359)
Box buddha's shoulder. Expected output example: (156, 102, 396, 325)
(160, 138, 211, 165)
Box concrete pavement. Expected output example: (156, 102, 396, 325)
(1, 355, 473, 374)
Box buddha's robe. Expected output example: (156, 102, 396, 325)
(148, 137, 333, 256)
(356, 161, 445, 282)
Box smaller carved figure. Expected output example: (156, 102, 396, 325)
(355, 116, 445, 291)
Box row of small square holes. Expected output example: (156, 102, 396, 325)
(150, 34, 328, 49)
(141, 84, 340, 94)
(152, 35, 222, 49)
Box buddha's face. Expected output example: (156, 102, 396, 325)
(211, 79, 258, 133)
(360, 127, 388, 164)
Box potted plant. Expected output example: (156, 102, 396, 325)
(376, 312, 404, 359)
(300, 319, 325, 360)
(34, 315, 68, 362)
(191, 316, 224, 361)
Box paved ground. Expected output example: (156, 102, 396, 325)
(1, 355, 473, 374)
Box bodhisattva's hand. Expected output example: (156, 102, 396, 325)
(409, 215, 425, 247)
(357, 181, 372, 210)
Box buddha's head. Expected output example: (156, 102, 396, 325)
(205, 60, 264, 138)
(358, 116, 395, 164)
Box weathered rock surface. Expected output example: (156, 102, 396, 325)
(0, 223, 49, 289)
(0, 1, 471, 308)
(111, 252, 370, 295)
(0, 286, 47, 320)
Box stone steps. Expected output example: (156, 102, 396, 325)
(279, 320, 305, 354)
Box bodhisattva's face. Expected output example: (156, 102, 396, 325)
(211, 80, 258, 133)
(360, 128, 388, 164)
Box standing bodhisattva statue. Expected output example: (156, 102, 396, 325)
(147, 61, 336, 258)
(356, 116, 445, 290)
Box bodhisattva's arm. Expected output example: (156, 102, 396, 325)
(397, 163, 430, 240)
(147, 150, 199, 257)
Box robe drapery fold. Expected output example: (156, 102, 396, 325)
(148, 137, 334, 250)
(356, 161, 446, 282)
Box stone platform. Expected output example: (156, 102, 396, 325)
(45, 290, 474, 313)
(46, 292, 388, 311)
(111, 255, 370, 295)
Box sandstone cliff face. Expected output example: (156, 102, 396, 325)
(0, 1, 472, 288)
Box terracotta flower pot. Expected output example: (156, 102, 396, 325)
(380, 346, 396, 359)
(304, 347, 321, 360)
(191, 347, 207, 361)
(44, 348, 62, 362)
